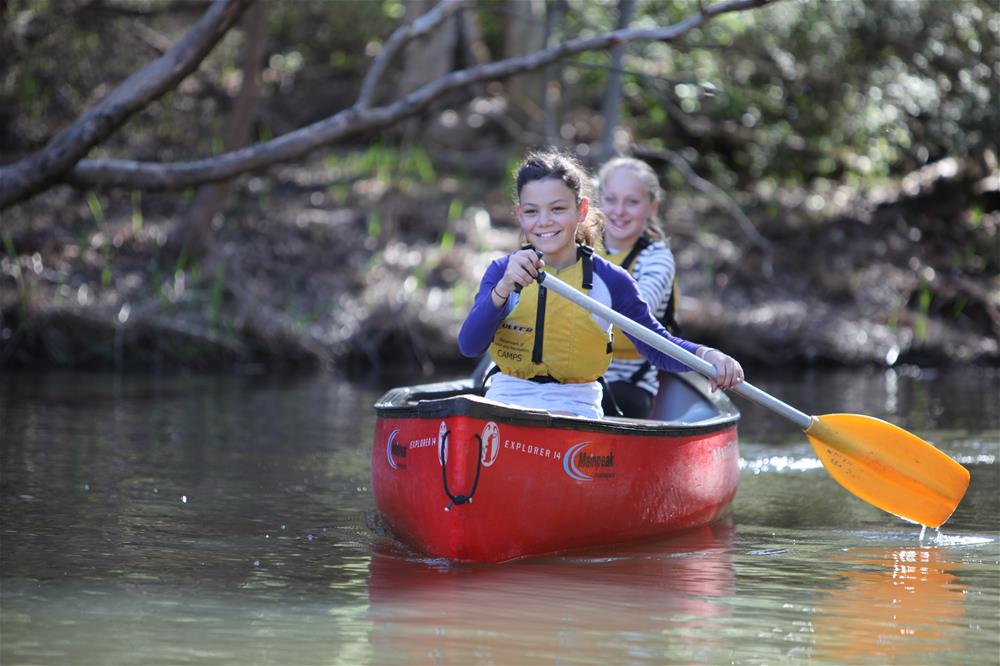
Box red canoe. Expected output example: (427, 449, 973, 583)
(371, 371, 741, 563)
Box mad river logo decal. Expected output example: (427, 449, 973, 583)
(386, 424, 444, 470)
(563, 441, 615, 481)
(386, 428, 406, 470)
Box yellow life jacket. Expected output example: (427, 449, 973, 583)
(598, 236, 680, 361)
(489, 246, 612, 383)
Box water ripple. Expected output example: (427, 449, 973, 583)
(740, 456, 824, 473)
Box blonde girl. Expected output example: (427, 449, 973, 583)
(598, 157, 679, 418)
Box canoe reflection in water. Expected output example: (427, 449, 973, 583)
(813, 546, 967, 663)
(366, 519, 735, 664)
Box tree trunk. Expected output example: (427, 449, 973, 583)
(599, 0, 636, 163)
(502, 0, 547, 132)
(395, 0, 460, 98)
(541, 0, 565, 144)
(167, 0, 266, 261)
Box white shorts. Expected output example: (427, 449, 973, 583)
(485, 373, 604, 419)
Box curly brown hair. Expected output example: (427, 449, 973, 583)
(514, 149, 604, 247)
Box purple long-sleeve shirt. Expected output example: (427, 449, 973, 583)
(458, 253, 700, 373)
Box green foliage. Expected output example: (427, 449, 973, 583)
(604, 0, 997, 186)
(439, 231, 455, 252)
(915, 287, 932, 342)
(450, 281, 473, 314)
(1, 0, 397, 159)
(447, 199, 463, 223)
(2, 0, 994, 197)
(440, 199, 463, 251)
(404, 147, 437, 184)
(367, 211, 381, 238)
(1, 231, 15, 261)
(130, 191, 143, 233)
(86, 194, 105, 226)
(475, 0, 992, 193)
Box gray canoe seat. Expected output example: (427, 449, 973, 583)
(648, 372, 720, 423)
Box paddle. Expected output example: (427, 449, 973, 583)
(536, 271, 970, 528)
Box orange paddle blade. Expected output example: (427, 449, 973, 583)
(805, 414, 970, 528)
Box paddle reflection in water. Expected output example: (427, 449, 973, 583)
(366, 520, 736, 664)
(812, 546, 967, 663)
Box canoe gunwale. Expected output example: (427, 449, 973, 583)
(374, 375, 740, 439)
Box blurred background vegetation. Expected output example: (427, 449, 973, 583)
(1, 0, 997, 374)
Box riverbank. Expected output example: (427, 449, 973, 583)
(1, 152, 997, 375)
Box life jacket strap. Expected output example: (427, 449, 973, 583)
(620, 235, 651, 271)
(617, 235, 680, 335)
(528, 244, 593, 366)
(628, 360, 652, 385)
(578, 244, 594, 290)
(598, 376, 624, 417)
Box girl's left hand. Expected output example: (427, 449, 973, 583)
(704, 350, 744, 392)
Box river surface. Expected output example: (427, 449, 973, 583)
(1, 366, 998, 665)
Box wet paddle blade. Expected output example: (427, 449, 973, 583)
(805, 414, 970, 528)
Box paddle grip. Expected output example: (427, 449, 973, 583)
(513, 249, 545, 294)
(537, 272, 813, 429)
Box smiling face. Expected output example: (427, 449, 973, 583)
(599, 167, 659, 252)
(516, 177, 589, 269)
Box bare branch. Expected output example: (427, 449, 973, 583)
(86, 0, 216, 17)
(634, 144, 775, 262)
(357, 0, 469, 110)
(0, 0, 255, 209)
(60, 0, 774, 193)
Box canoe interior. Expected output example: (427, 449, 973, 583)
(375, 368, 740, 435)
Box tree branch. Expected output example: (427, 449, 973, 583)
(54, 0, 774, 194)
(88, 0, 216, 17)
(634, 144, 775, 266)
(0, 0, 255, 209)
(356, 0, 468, 110)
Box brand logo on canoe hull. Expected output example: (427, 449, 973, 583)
(563, 441, 615, 481)
(482, 421, 500, 467)
(437, 421, 448, 465)
(386, 428, 406, 470)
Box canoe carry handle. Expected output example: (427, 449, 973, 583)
(440, 431, 484, 512)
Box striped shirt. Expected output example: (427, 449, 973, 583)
(604, 240, 676, 395)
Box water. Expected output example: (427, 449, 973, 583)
(1, 366, 997, 665)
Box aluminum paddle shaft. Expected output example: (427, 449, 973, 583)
(537, 272, 812, 429)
